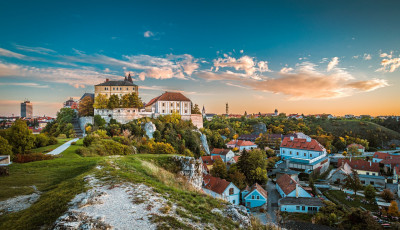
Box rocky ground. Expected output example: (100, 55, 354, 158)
(0, 185, 40, 216)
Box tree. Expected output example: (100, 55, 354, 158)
(364, 185, 376, 203)
(0, 136, 13, 156)
(191, 104, 201, 114)
(255, 133, 269, 149)
(347, 144, 361, 156)
(309, 178, 317, 196)
(6, 119, 35, 154)
(121, 93, 143, 108)
(381, 189, 395, 202)
(56, 108, 76, 124)
(388, 200, 399, 217)
(210, 158, 227, 179)
(107, 95, 120, 109)
(93, 94, 108, 109)
(94, 115, 106, 127)
(343, 170, 363, 196)
(237, 149, 268, 185)
(227, 164, 247, 190)
(78, 96, 94, 116)
(153, 142, 176, 154)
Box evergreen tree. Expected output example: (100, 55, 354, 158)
(364, 185, 376, 203)
(6, 119, 35, 154)
(191, 104, 201, 114)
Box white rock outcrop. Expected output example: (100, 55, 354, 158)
(172, 156, 203, 191)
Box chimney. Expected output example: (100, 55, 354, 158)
(295, 184, 299, 198)
(105, 78, 109, 82)
(290, 136, 294, 141)
(306, 137, 311, 142)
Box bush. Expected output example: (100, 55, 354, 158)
(58, 134, 67, 139)
(48, 136, 58, 145)
(112, 136, 131, 145)
(76, 139, 134, 157)
(13, 153, 54, 163)
(34, 134, 50, 148)
(70, 142, 76, 145)
(83, 135, 95, 147)
(153, 142, 176, 154)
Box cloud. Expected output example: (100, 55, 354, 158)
(327, 57, 339, 71)
(0, 82, 49, 88)
(213, 55, 269, 77)
(104, 68, 110, 72)
(279, 67, 293, 73)
(240, 50, 244, 54)
(380, 51, 393, 59)
(0, 48, 26, 59)
(377, 57, 400, 73)
(15, 45, 56, 55)
(225, 82, 251, 89)
(144, 31, 154, 38)
(363, 53, 372, 60)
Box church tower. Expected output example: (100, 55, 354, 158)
(202, 105, 206, 117)
(226, 102, 229, 115)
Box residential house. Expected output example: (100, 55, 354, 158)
(276, 174, 312, 198)
(211, 148, 235, 163)
(279, 136, 330, 173)
(242, 183, 268, 208)
(145, 91, 192, 116)
(288, 114, 303, 119)
(337, 159, 385, 188)
(346, 143, 365, 154)
(226, 140, 257, 152)
(327, 162, 353, 184)
(372, 152, 392, 163)
(202, 174, 240, 205)
(201, 155, 223, 173)
(227, 156, 240, 166)
(204, 113, 217, 121)
(279, 197, 324, 213)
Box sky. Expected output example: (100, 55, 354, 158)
(0, 0, 399, 117)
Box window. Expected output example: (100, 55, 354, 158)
(304, 153, 306, 156)
(283, 150, 285, 154)
(302, 206, 305, 211)
(171, 102, 173, 106)
(296, 206, 300, 210)
(233, 200, 235, 204)
(372, 173, 376, 176)
(366, 172, 369, 175)
(162, 110, 165, 113)
(297, 152, 299, 155)
(185, 110, 187, 113)
(170, 110, 173, 113)
(257, 196, 260, 199)
(162, 103, 165, 106)
(105, 87, 107, 90)
(370, 181, 375, 185)
(252, 195, 255, 199)
(290, 151, 292, 155)
(113, 88, 115, 90)
(126, 88, 128, 90)
(361, 180, 365, 184)
(310, 154, 312, 157)
(120, 87, 122, 90)
(229, 188, 234, 195)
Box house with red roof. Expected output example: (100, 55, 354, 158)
(372, 152, 391, 163)
(241, 183, 268, 208)
(211, 148, 235, 163)
(145, 91, 192, 116)
(202, 174, 240, 205)
(279, 136, 330, 173)
(226, 139, 257, 152)
(201, 155, 222, 173)
(276, 174, 312, 198)
(228, 156, 240, 165)
(337, 159, 385, 188)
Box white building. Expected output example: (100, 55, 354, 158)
(279, 136, 330, 173)
(202, 174, 240, 205)
(145, 92, 192, 116)
(210, 148, 235, 163)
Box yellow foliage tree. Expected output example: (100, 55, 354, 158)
(93, 94, 108, 109)
(388, 200, 399, 217)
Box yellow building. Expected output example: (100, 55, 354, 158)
(94, 74, 138, 98)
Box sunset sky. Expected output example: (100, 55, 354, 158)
(0, 0, 399, 117)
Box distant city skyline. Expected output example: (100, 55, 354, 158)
(1, 0, 400, 117)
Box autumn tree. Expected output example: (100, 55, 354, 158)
(191, 104, 201, 114)
(107, 95, 120, 109)
(343, 170, 363, 196)
(93, 94, 108, 109)
(121, 93, 143, 108)
(388, 200, 399, 217)
(255, 133, 269, 149)
(0, 136, 13, 156)
(381, 189, 395, 202)
(78, 96, 94, 116)
(5, 119, 35, 154)
(347, 144, 361, 156)
(210, 158, 227, 179)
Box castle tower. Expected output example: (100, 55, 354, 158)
(127, 73, 133, 83)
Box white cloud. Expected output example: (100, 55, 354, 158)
(0, 82, 49, 88)
(240, 50, 244, 54)
(279, 67, 294, 73)
(363, 53, 372, 60)
(352, 55, 359, 59)
(380, 51, 393, 59)
(144, 31, 154, 38)
(377, 57, 400, 73)
(327, 57, 339, 71)
(104, 68, 110, 73)
(0, 48, 26, 59)
(15, 45, 56, 55)
(213, 55, 269, 77)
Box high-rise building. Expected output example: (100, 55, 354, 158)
(21, 100, 33, 118)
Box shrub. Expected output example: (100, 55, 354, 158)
(92, 129, 108, 138)
(112, 136, 131, 146)
(83, 135, 95, 147)
(34, 134, 50, 148)
(58, 134, 67, 139)
(70, 142, 76, 145)
(153, 142, 176, 154)
(381, 189, 395, 202)
(48, 136, 58, 145)
(13, 153, 54, 163)
(76, 139, 134, 157)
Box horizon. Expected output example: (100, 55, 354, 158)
(1, 0, 400, 117)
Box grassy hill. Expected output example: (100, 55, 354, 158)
(0, 140, 256, 230)
(313, 119, 400, 148)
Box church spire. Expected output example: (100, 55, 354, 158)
(124, 75, 127, 81)
(127, 73, 133, 83)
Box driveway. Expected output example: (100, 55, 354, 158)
(47, 138, 79, 155)
(254, 180, 280, 225)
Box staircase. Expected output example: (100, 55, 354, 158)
(72, 118, 84, 138)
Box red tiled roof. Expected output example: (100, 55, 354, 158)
(227, 140, 256, 147)
(381, 158, 400, 166)
(373, 152, 390, 159)
(394, 166, 400, 176)
(203, 174, 231, 194)
(276, 174, 302, 195)
(232, 156, 240, 162)
(244, 183, 268, 199)
(338, 159, 380, 173)
(146, 92, 191, 106)
(280, 137, 324, 152)
(201, 155, 222, 166)
(211, 148, 231, 156)
(347, 143, 365, 149)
